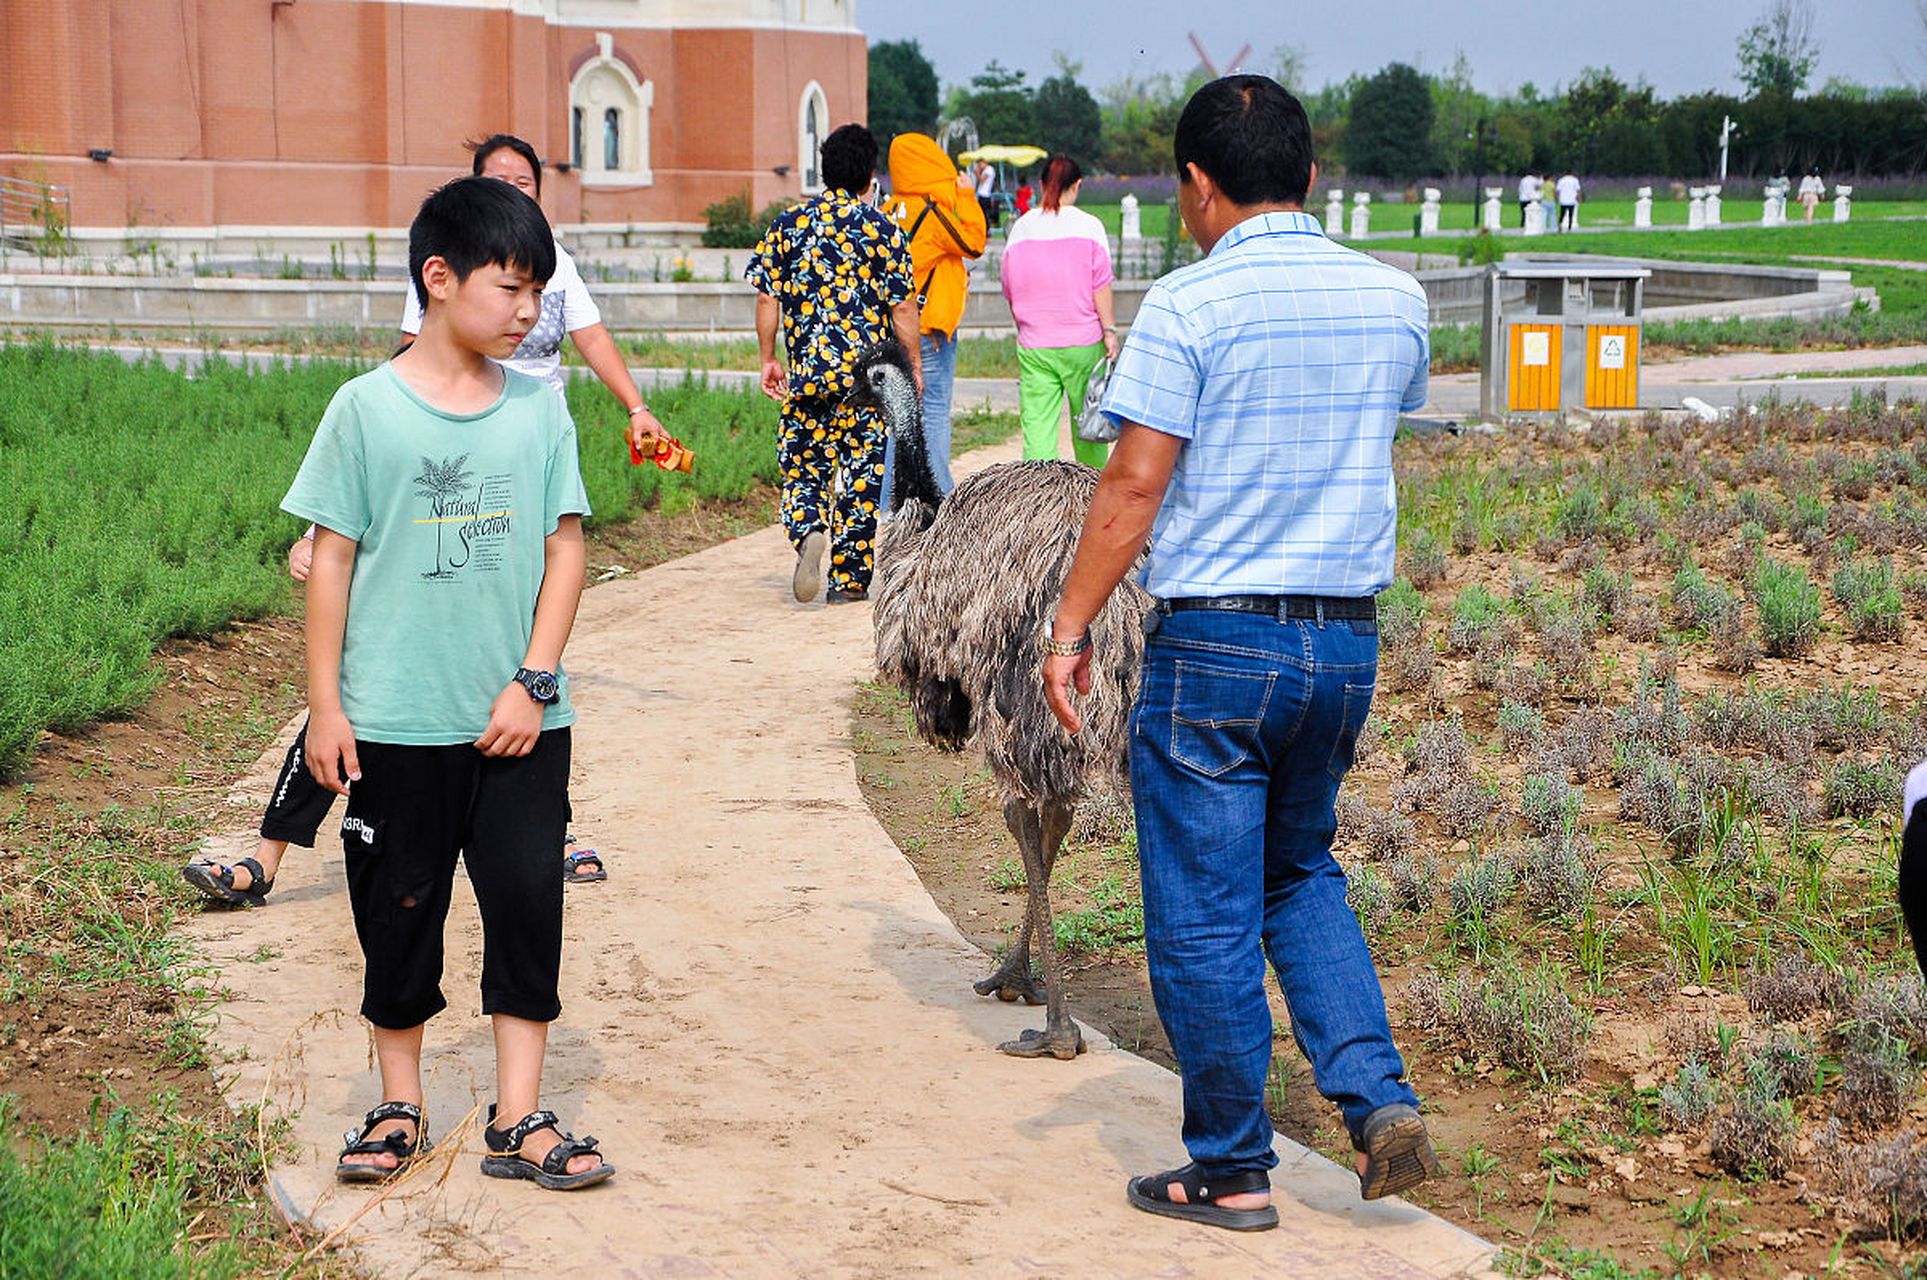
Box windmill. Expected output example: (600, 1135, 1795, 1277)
(1188, 31, 1253, 78)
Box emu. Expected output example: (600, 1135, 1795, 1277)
(851, 339, 1151, 1060)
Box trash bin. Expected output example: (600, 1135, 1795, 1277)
(1479, 261, 1649, 418)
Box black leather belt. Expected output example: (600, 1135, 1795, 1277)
(1157, 594, 1379, 621)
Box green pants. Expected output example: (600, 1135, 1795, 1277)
(1017, 341, 1110, 469)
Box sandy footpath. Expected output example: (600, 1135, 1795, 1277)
(183, 436, 1499, 1278)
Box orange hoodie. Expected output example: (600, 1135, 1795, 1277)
(885, 133, 988, 339)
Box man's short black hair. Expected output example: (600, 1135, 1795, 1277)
(819, 124, 879, 195)
(408, 176, 556, 311)
(1174, 75, 1314, 207)
(468, 133, 543, 197)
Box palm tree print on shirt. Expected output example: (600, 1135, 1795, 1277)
(413, 453, 474, 578)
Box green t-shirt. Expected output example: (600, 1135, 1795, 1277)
(281, 363, 591, 745)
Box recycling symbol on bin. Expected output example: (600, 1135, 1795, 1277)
(1598, 335, 1626, 370)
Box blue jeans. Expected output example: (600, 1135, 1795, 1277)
(1129, 606, 1416, 1176)
(881, 331, 957, 512)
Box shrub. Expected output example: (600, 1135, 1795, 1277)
(1709, 1079, 1796, 1181)
(1753, 558, 1823, 657)
(699, 192, 791, 248)
(1446, 584, 1508, 654)
(1671, 560, 1736, 631)
(1708, 606, 1761, 673)
(1659, 1057, 1719, 1129)
(1835, 557, 1905, 641)
(1386, 851, 1442, 913)
(1745, 953, 1834, 1023)
(1749, 1027, 1820, 1098)
(1403, 533, 1447, 590)
(1817, 1124, 1927, 1242)
(1378, 577, 1428, 645)
(1497, 701, 1543, 754)
(1824, 758, 1902, 820)
(1521, 773, 1584, 836)
(1518, 831, 1595, 919)
(1357, 805, 1419, 862)
(1347, 866, 1394, 932)
(1449, 854, 1516, 919)
(1439, 780, 1500, 838)
(1838, 1029, 1920, 1128)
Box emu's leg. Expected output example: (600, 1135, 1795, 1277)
(1000, 798, 1085, 1061)
(974, 800, 1044, 1005)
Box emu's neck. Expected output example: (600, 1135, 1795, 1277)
(884, 375, 943, 512)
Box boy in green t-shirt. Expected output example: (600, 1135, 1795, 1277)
(282, 176, 613, 1191)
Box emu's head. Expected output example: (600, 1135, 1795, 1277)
(847, 339, 921, 429)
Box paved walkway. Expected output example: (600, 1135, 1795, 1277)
(184, 434, 1499, 1278)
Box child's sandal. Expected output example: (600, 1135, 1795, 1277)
(335, 1101, 431, 1183)
(182, 856, 275, 908)
(480, 1104, 615, 1191)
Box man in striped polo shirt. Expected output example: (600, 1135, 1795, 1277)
(1043, 75, 1437, 1231)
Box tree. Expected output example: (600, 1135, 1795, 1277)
(1736, 0, 1819, 98)
(868, 40, 939, 152)
(1345, 63, 1437, 178)
(1034, 73, 1102, 161)
(956, 61, 1036, 143)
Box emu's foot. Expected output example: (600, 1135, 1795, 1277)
(998, 1026, 1086, 1061)
(973, 966, 1045, 1006)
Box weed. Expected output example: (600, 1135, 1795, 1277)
(1753, 557, 1824, 657)
(986, 859, 1025, 892)
(1051, 872, 1144, 954)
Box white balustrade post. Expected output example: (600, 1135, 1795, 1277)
(1350, 191, 1372, 239)
(1481, 187, 1503, 232)
(1688, 187, 1707, 230)
(1834, 184, 1853, 223)
(1325, 188, 1345, 237)
(1633, 186, 1653, 228)
(1419, 187, 1441, 236)
(1703, 184, 1722, 227)
(1119, 193, 1141, 242)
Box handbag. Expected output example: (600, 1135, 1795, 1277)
(1076, 357, 1119, 444)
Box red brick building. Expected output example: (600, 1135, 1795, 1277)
(0, 0, 866, 233)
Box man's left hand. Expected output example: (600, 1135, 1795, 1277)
(1043, 649, 1092, 734)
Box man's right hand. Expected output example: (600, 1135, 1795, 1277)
(760, 359, 789, 402)
(288, 534, 315, 582)
(305, 708, 361, 797)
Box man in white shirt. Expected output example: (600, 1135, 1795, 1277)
(1517, 173, 1541, 227)
(1555, 171, 1581, 232)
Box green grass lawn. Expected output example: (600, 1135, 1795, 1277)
(1076, 197, 1927, 241)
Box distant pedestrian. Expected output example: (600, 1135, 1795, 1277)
(1798, 167, 1826, 221)
(1517, 172, 1541, 227)
(748, 123, 919, 604)
(1015, 180, 1035, 215)
(1043, 75, 1437, 1231)
(1000, 154, 1118, 469)
(975, 159, 1001, 230)
(1555, 170, 1581, 232)
(882, 133, 988, 508)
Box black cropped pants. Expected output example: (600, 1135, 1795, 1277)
(338, 729, 571, 1030)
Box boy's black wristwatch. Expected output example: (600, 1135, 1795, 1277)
(513, 668, 559, 704)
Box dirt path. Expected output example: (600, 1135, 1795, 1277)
(183, 440, 1497, 1279)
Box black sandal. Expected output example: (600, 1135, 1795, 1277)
(182, 856, 275, 908)
(481, 1105, 616, 1191)
(563, 849, 608, 884)
(1125, 1162, 1278, 1231)
(335, 1101, 430, 1184)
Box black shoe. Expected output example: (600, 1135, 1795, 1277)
(1355, 1103, 1440, 1200)
(825, 587, 868, 604)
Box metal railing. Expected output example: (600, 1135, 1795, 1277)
(0, 174, 71, 245)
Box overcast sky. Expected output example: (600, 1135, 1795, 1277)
(862, 0, 1926, 100)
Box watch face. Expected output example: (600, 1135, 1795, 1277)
(531, 672, 559, 701)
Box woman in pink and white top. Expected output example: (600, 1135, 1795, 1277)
(1000, 155, 1119, 468)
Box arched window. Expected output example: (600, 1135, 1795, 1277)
(798, 81, 829, 194)
(568, 32, 653, 187)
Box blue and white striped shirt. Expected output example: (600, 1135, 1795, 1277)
(1101, 210, 1429, 599)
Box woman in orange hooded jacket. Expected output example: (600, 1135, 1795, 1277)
(881, 133, 987, 504)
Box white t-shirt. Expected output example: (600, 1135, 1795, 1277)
(976, 166, 995, 198)
(1518, 175, 1541, 201)
(400, 238, 601, 396)
(1555, 175, 1581, 206)
(1798, 175, 1826, 199)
